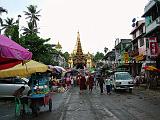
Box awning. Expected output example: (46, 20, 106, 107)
(142, 65, 160, 72)
(0, 60, 48, 78)
(0, 35, 32, 70)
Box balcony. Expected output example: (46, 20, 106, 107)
(144, 0, 156, 15)
(146, 16, 160, 35)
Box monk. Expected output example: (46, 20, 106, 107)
(79, 73, 87, 94)
(88, 73, 94, 93)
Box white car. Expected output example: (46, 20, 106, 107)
(111, 72, 134, 93)
(0, 77, 30, 98)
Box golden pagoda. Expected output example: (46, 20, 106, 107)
(55, 41, 62, 51)
(68, 31, 93, 69)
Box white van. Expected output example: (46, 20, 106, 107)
(111, 72, 134, 93)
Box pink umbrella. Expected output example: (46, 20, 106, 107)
(0, 35, 32, 70)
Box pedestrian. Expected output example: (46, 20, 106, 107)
(105, 76, 111, 95)
(79, 73, 87, 94)
(13, 86, 25, 97)
(97, 75, 105, 94)
(85, 73, 89, 90)
(71, 76, 74, 87)
(88, 73, 94, 93)
(65, 75, 71, 89)
(134, 75, 140, 88)
(76, 73, 81, 86)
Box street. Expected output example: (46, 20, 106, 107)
(0, 86, 160, 120)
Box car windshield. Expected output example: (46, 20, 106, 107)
(115, 72, 132, 80)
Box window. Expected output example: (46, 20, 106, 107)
(133, 33, 136, 39)
(139, 38, 144, 47)
(139, 28, 143, 35)
(115, 72, 132, 80)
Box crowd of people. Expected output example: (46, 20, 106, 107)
(51, 70, 113, 95)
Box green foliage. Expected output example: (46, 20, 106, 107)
(24, 5, 41, 28)
(19, 34, 54, 64)
(2, 17, 19, 43)
(63, 52, 70, 62)
(94, 52, 104, 62)
(0, 7, 8, 34)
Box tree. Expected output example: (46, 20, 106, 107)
(93, 52, 104, 62)
(0, 7, 7, 34)
(22, 22, 39, 35)
(24, 5, 41, 28)
(2, 17, 19, 42)
(19, 34, 57, 65)
(63, 52, 70, 62)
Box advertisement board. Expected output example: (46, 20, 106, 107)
(149, 37, 158, 56)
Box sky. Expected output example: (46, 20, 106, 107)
(0, 0, 149, 55)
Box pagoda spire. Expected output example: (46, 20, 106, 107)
(76, 31, 83, 55)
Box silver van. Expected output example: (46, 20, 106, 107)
(111, 72, 134, 93)
(0, 77, 30, 98)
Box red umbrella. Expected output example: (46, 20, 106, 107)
(0, 35, 32, 70)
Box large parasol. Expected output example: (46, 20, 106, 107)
(0, 60, 48, 78)
(0, 35, 32, 70)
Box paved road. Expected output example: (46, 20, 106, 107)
(0, 86, 160, 120)
(58, 87, 160, 120)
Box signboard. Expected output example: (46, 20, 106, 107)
(123, 52, 129, 63)
(149, 37, 158, 56)
(135, 54, 144, 62)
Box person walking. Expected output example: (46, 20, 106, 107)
(97, 75, 105, 94)
(79, 73, 87, 94)
(88, 73, 94, 93)
(105, 76, 111, 95)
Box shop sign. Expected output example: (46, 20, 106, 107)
(149, 37, 158, 56)
(123, 52, 129, 63)
(135, 54, 144, 62)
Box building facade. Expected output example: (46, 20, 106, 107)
(130, 20, 147, 77)
(142, 0, 160, 69)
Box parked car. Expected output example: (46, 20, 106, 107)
(0, 77, 30, 98)
(111, 72, 134, 93)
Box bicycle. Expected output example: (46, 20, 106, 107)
(15, 97, 23, 119)
(13, 86, 27, 120)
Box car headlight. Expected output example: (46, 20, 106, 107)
(128, 81, 133, 84)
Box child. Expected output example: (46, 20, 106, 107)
(105, 77, 111, 95)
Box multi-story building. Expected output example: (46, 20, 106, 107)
(114, 38, 132, 72)
(103, 49, 115, 71)
(130, 20, 147, 77)
(142, 0, 160, 69)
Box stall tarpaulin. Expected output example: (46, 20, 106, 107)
(143, 65, 160, 72)
(48, 65, 66, 73)
(0, 35, 32, 70)
(0, 60, 48, 78)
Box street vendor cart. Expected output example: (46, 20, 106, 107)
(29, 72, 53, 117)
